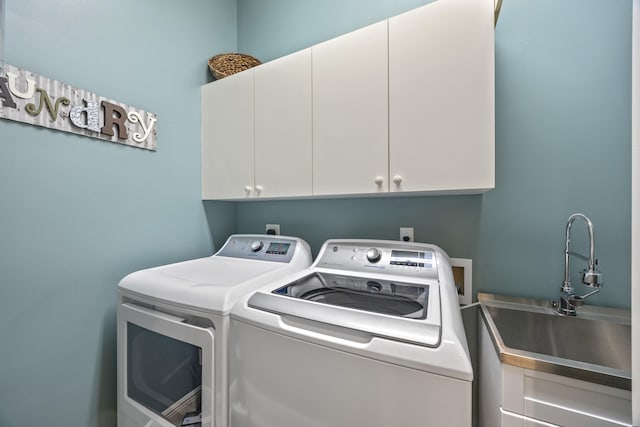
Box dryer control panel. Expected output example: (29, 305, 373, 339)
(216, 235, 298, 263)
(315, 240, 440, 279)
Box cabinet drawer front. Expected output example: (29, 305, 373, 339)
(501, 408, 560, 427)
(523, 373, 631, 427)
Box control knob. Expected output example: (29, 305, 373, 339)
(366, 248, 382, 263)
(250, 240, 264, 252)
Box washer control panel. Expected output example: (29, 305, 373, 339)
(217, 235, 298, 263)
(389, 249, 433, 268)
(317, 240, 439, 279)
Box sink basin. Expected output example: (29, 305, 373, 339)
(479, 294, 631, 390)
(486, 305, 631, 371)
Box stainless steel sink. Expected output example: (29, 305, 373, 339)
(486, 305, 630, 370)
(479, 294, 631, 390)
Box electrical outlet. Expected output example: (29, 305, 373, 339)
(265, 224, 280, 235)
(400, 227, 414, 242)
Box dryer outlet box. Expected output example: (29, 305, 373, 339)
(400, 227, 414, 242)
(266, 224, 280, 235)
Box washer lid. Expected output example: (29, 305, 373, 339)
(248, 272, 441, 347)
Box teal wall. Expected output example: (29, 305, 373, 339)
(234, 0, 632, 308)
(0, 0, 4, 64)
(0, 1, 633, 426)
(237, 0, 434, 62)
(0, 1, 236, 426)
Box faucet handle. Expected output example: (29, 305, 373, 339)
(568, 295, 585, 307)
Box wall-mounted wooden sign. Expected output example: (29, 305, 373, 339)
(0, 64, 157, 151)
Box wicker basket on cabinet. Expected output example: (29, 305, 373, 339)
(208, 53, 261, 79)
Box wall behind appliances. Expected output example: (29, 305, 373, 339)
(0, 1, 236, 426)
(0, 0, 4, 64)
(233, 0, 632, 308)
(238, 0, 434, 62)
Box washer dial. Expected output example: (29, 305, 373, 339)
(366, 248, 382, 263)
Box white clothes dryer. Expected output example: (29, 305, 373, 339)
(116, 234, 312, 427)
(229, 239, 473, 427)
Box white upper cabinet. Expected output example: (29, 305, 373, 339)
(202, 70, 254, 200)
(202, 50, 312, 200)
(312, 21, 389, 196)
(389, 0, 495, 193)
(201, 0, 495, 200)
(254, 49, 313, 198)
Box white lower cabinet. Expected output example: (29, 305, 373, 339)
(501, 408, 558, 427)
(479, 317, 632, 427)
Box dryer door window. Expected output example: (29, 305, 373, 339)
(127, 323, 202, 425)
(118, 302, 214, 427)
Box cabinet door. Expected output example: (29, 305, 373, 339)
(312, 21, 389, 196)
(254, 49, 312, 198)
(201, 83, 214, 199)
(479, 316, 504, 427)
(389, 0, 495, 193)
(202, 71, 254, 200)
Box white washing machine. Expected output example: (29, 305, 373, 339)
(229, 239, 473, 427)
(116, 234, 312, 427)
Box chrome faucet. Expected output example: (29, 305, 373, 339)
(558, 213, 603, 316)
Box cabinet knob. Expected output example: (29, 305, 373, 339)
(244, 185, 253, 193)
(392, 175, 403, 185)
(255, 185, 263, 193)
(374, 176, 384, 185)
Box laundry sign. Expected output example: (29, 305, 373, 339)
(0, 64, 157, 151)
